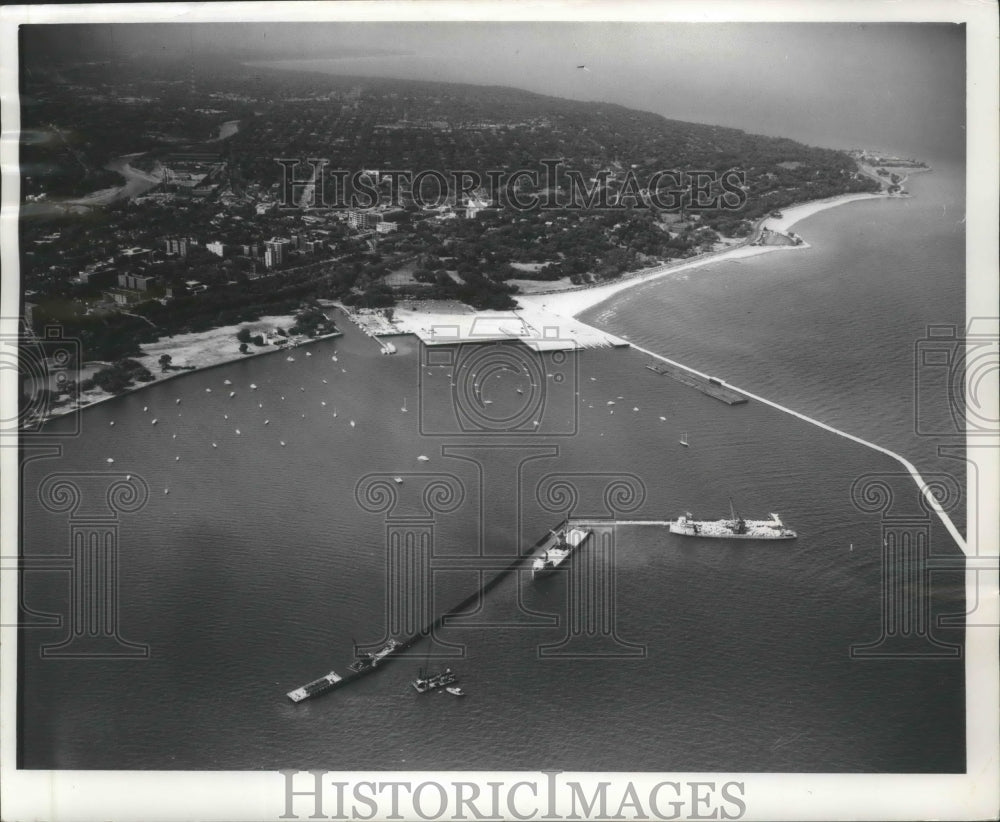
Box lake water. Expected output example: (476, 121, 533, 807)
(19, 164, 966, 773)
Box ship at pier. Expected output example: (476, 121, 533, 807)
(669, 500, 796, 540)
(532, 527, 592, 578)
(347, 638, 402, 672)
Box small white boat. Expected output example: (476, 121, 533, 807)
(229, 391, 235, 398)
(393, 477, 404, 484)
(305, 351, 312, 357)
(143, 406, 148, 412)
(106, 457, 114, 464)
(205, 388, 211, 393)
(224, 380, 232, 386)
(280, 441, 286, 447)
(679, 432, 689, 447)
(164, 488, 169, 495)
(250, 384, 257, 390)
(417, 455, 429, 462)
(235, 429, 241, 435)
(349, 420, 356, 428)
(109, 421, 115, 426)
(212, 443, 218, 448)
(659, 416, 667, 421)
(446, 686, 465, 697)
(175, 399, 181, 405)
(287, 356, 295, 362)
(321, 401, 327, 406)
(151, 418, 158, 425)
(264, 420, 270, 425)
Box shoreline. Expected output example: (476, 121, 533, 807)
(27, 314, 342, 427)
(516, 189, 893, 319)
(26, 183, 902, 424)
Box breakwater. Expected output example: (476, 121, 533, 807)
(286, 518, 570, 701)
(645, 363, 748, 405)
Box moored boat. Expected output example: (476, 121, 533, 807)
(532, 527, 592, 578)
(347, 638, 402, 672)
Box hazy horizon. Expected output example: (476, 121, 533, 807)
(21, 22, 965, 161)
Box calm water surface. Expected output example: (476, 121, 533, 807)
(20, 166, 966, 773)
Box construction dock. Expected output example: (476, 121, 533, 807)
(286, 519, 579, 703)
(645, 363, 748, 405)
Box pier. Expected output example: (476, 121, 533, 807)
(645, 363, 748, 405)
(568, 519, 674, 527)
(286, 519, 578, 702)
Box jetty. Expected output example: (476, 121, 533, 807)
(645, 363, 748, 405)
(286, 519, 580, 702)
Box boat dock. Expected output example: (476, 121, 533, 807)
(568, 519, 674, 527)
(645, 363, 748, 405)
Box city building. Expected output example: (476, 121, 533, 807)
(79, 267, 118, 287)
(465, 195, 490, 219)
(117, 272, 156, 291)
(206, 241, 226, 258)
(119, 247, 153, 264)
(165, 237, 192, 257)
(347, 210, 383, 231)
(376, 221, 397, 234)
(106, 290, 143, 306)
(264, 237, 291, 269)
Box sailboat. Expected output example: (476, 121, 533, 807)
(401, 397, 408, 413)
(679, 432, 689, 447)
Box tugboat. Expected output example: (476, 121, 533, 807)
(411, 667, 458, 693)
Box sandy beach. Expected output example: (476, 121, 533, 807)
(32, 313, 340, 424)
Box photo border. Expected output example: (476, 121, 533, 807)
(1, 2, 996, 820)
